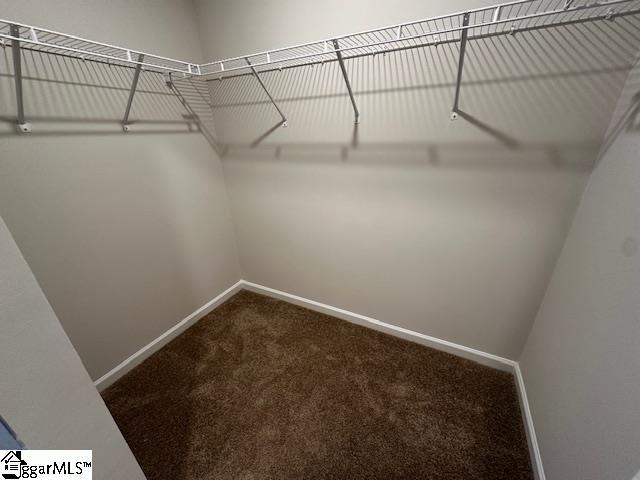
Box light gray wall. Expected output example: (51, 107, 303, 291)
(0, 216, 145, 479)
(194, 0, 524, 60)
(519, 60, 640, 480)
(0, 0, 241, 380)
(194, 0, 638, 358)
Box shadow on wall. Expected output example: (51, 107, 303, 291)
(199, 13, 640, 359)
(0, 11, 638, 362)
(0, 46, 234, 379)
(0, 15, 638, 166)
(0, 46, 216, 145)
(599, 70, 640, 158)
(204, 14, 640, 170)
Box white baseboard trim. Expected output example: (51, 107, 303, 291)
(241, 280, 515, 371)
(513, 363, 546, 480)
(93, 278, 544, 479)
(241, 280, 545, 480)
(93, 280, 244, 391)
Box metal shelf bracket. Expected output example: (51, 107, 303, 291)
(122, 54, 145, 132)
(332, 38, 361, 125)
(451, 12, 470, 121)
(10, 25, 31, 133)
(246, 58, 288, 128)
(1, 0, 639, 129)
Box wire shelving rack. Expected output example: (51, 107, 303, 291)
(1, 0, 639, 132)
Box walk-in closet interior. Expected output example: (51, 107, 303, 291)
(0, 1, 639, 479)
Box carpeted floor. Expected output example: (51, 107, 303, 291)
(102, 290, 533, 480)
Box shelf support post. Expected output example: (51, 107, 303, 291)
(451, 12, 470, 121)
(332, 39, 360, 124)
(122, 54, 145, 132)
(246, 58, 288, 127)
(10, 25, 31, 133)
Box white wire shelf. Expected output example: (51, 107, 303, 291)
(199, 0, 640, 79)
(0, 19, 199, 75)
(1, 0, 639, 78)
(1, 0, 639, 132)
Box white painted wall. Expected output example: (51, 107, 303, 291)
(0, 216, 145, 479)
(0, 0, 241, 380)
(194, 0, 527, 60)
(519, 60, 640, 480)
(194, 0, 638, 358)
(1, 6, 639, 478)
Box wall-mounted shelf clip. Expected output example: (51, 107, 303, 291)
(9, 24, 31, 133)
(1, 0, 639, 130)
(451, 13, 470, 121)
(332, 39, 361, 125)
(246, 57, 288, 128)
(122, 53, 145, 132)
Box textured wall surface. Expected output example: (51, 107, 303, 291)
(194, 0, 638, 358)
(0, 0, 241, 379)
(520, 60, 640, 480)
(0, 216, 145, 479)
(1, 2, 639, 478)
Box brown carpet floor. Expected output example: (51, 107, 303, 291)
(102, 290, 533, 480)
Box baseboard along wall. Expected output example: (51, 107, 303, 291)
(93, 280, 244, 391)
(93, 279, 545, 480)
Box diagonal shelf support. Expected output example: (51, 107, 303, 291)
(2, 0, 640, 128)
(451, 12, 470, 121)
(332, 39, 360, 125)
(10, 24, 31, 133)
(246, 58, 288, 127)
(122, 54, 145, 132)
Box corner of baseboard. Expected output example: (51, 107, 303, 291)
(93, 277, 544, 480)
(513, 362, 546, 480)
(239, 280, 516, 371)
(93, 279, 243, 392)
(240, 280, 545, 477)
